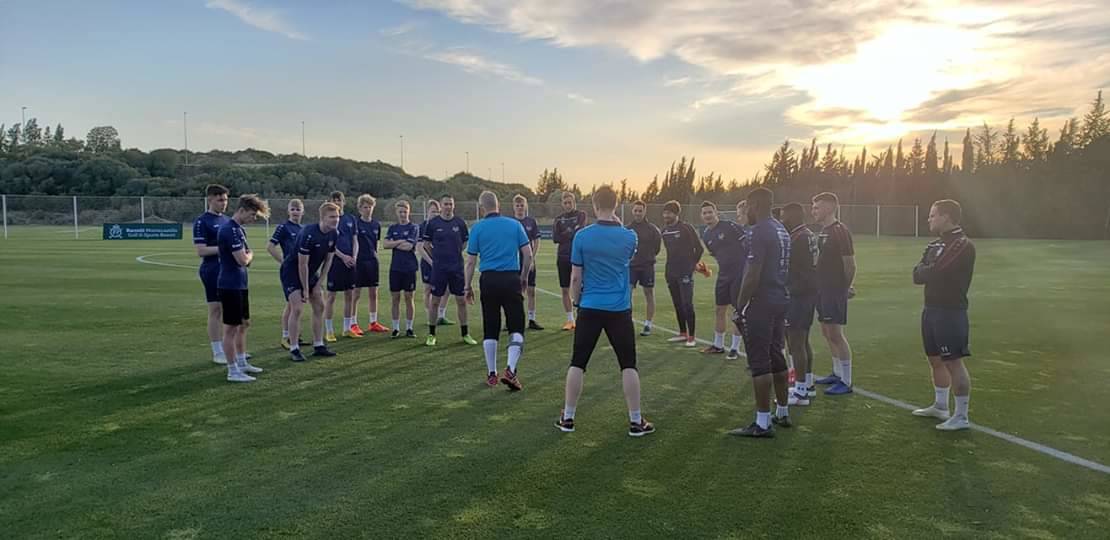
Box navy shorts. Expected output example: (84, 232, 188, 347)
(526, 267, 537, 288)
(557, 258, 573, 289)
(355, 258, 379, 288)
(714, 275, 742, 307)
(420, 260, 433, 285)
(922, 307, 970, 360)
(431, 266, 465, 297)
(817, 289, 849, 325)
(327, 259, 356, 292)
(390, 270, 417, 293)
(786, 293, 817, 330)
(219, 288, 250, 326)
(741, 301, 788, 377)
(199, 264, 220, 303)
(629, 264, 655, 288)
(282, 275, 319, 300)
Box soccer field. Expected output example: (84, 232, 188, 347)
(2, 227, 1109, 539)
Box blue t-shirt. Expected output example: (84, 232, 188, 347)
(216, 220, 249, 290)
(467, 213, 530, 272)
(571, 220, 637, 312)
(269, 221, 302, 259)
(355, 218, 381, 262)
(421, 215, 469, 270)
(193, 211, 229, 267)
(702, 220, 748, 276)
(280, 223, 338, 285)
(747, 217, 791, 305)
(335, 213, 358, 256)
(387, 222, 420, 273)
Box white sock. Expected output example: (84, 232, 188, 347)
(629, 409, 642, 423)
(566, 312, 574, 322)
(290, 342, 299, 352)
(756, 411, 771, 429)
(954, 395, 969, 418)
(370, 312, 378, 324)
(392, 319, 400, 331)
(776, 404, 789, 418)
(563, 406, 576, 420)
(352, 314, 359, 326)
(806, 372, 815, 387)
(645, 320, 653, 328)
(482, 339, 497, 373)
(528, 310, 536, 320)
(832, 357, 842, 378)
(840, 356, 852, 386)
(343, 317, 352, 330)
(714, 332, 724, 348)
(211, 341, 223, 357)
(325, 319, 334, 333)
(730, 334, 741, 351)
(507, 332, 524, 372)
(236, 352, 247, 367)
(935, 386, 950, 410)
(406, 319, 414, 330)
(438, 306, 447, 318)
(282, 329, 289, 338)
(313, 339, 324, 347)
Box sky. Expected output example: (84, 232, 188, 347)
(2, 0, 1109, 191)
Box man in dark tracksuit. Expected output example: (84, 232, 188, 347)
(911, 199, 976, 432)
(553, 191, 588, 331)
(627, 200, 662, 336)
(660, 200, 703, 348)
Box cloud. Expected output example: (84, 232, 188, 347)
(380, 22, 417, 36)
(566, 93, 594, 104)
(206, 0, 308, 41)
(423, 48, 543, 85)
(663, 76, 690, 88)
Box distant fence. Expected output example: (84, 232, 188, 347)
(0, 195, 919, 239)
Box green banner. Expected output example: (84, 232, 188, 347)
(103, 223, 183, 240)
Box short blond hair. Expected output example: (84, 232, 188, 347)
(512, 194, 527, 205)
(319, 202, 340, 216)
(561, 191, 576, 201)
(288, 198, 304, 209)
(395, 200, 411, 209)
(357, 194, 376, 207)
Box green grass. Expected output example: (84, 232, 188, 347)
(2, 226, 1110, 539)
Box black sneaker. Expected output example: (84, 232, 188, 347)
(555, 415, 575, 433)
(528, 320, 544, 330)
(729, 422, 775, 438)
(628, 419, 656, 437)
(289, 349, 307, 363)
(405, 329, 416, 338)
(391, 329, 400, 339)
(772, 415, 793, 428)
(313, 345, 336, 357)
(640, 325, 652, 337)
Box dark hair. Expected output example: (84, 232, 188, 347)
(933, 199, 963, 225)
(238, 194, 270, 219)
(440, 193, 454, 201)
(662, 200, 681, 215)
(700, 201, 716, 210)
(632, 200, 646, 208)
(771, 207, 782, 220)
(782, 203, 805, 225)
(593, 185, 618, 211)
(812, 192, 839, 205)
(329, 191, 345, 204)
(746, 188, 774, 213)
(205, 184, 229, 197)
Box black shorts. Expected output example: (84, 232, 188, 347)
(629, 264, 655, 288)
(420, 261, 433, 285)
(570, 308, 637, 372)
(527, 267, 537, 288)
(199, 264, 220, 303)
(557, 258, 573, 289)
(817, 289, 849, 325)
(479, 271, 525, 340)
(714, 275, 742, 307)
(922, 307, 970, 360)
(219, 288, 250, 326)
(354, 258, 379, 288)
(281, 275, 320, 300)
(431, 266, 465, 297)
(389, 270, 417, 293)
(786, 293, 817, 331)
(327, 258, 356, 292)
(741, 301, 788, 377)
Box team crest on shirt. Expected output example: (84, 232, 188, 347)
(718, 232, 725, 240)
(452, 226, 459, 232)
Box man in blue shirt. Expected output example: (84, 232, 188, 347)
(353, 194, 388, 335)
(384, 200, 421, 339)
(267, 198, 304, 351)
(512, 194, 544, 330)
(216, 194, 270, 383)
(730, 187, 793, 438)
(554, 186, 655, 438)
(193, 184, 230, 365)
(420, 194, 477, 346)
(699, 201, 748, 359)
(280, 202, 341, 362)
(464, 191, 533, 390)
(325, 191, 359, 342)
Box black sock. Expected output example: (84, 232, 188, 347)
(461, 325, 469, 337)
(429, 325, 436, 335)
